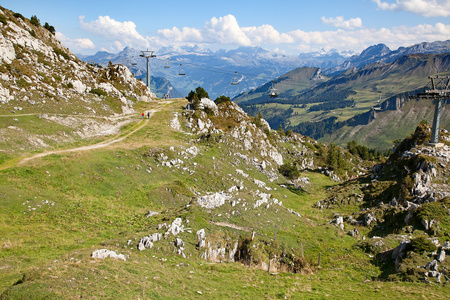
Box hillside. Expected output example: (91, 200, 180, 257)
(1, 6, 450, 300)
(235, 53, 450, 149)
(0, 7, 155, 155)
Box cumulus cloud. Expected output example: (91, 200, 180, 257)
(79, 15, 150, 48)
(158, 14, 251, 45)
(321, 16, 363, 29)
(288, 22, 450, 53)
(56, 32, 95, 52)
(71, 13, 449, 55)
(372, 0, 450, 17)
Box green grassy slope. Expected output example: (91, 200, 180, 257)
(1, 101, 449, 299)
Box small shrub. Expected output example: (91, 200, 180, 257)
(214, 95, 230, 105)
(13, 13, 24, 20)
(66, 82, 73, 89)
(53, 47, 69, 60)
(411, 237, 437, 253)
(279, 163, 300, 180)
(0, 14, 7, 25)
(30, 15, 40, 27)
(43, 22, 55, 35)
(89, 88, 107, 97)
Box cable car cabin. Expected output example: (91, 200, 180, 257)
(269, 81, 278, 98)
(164, 58, 171, 68)
(231, 71, 239, 85)
(178, 64, 186, 76)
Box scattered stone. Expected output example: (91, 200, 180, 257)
(437, 250, 446, 262)
(348, 228, 359, 237)
(175, 238, 184, 248)
(145, 211, 159, 218)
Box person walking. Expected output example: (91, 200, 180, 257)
(147, 111, 150, 119)
(142, 112, 145, 119)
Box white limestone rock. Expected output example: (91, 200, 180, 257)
(197, 192, 232, 209)
(91, 249, 126, 261)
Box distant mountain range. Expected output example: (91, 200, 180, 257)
(79, 46, 352, 99)
(79, 41, 450, 100)
(326, 40, 450, 74)
(233, 41, 450, 149)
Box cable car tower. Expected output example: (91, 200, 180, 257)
(415, 75, 449, 145)
(139, 50, 156, 92)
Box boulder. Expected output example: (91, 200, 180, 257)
(166, 218, 185, 236)
(364, 212, 377, 226)
(197, 229, 206, 248)
(175, 238, 184, 248)
(392, 240, 411, 263)
(91, 249, 126, 261)
(197, 192, 231, 209)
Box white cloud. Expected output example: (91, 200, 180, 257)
(373, 0, 450, 17)
(321, 16, 363, 29)
(79, 15, 150, 48)
(70, 13, 449, 55)
(158, 14, 251, 46)
(56, 32, 95, 52)
(288, 22, 450, 53)
(242, 24, 294, 44)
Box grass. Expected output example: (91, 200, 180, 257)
(0, 100, 449, 299)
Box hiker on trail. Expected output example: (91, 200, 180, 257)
(147, 111, 150, 119)
(142, 112, 145, 119)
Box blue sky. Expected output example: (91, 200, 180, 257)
(2, 0, 449, 55)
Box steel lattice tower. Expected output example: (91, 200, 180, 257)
(416, 75, 449, 144)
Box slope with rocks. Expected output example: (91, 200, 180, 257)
(1, 95, 448, 298)
(318, 122, 450, 282)
(0, 7, 155, 155)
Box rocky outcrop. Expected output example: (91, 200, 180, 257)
(0, 7, 154, 110)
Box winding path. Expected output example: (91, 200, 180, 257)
(17, 109, 157, 165)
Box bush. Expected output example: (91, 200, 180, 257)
(214, 95, 230, 105)
(13, 13, 24, 20)
(89, 88, 107, 97)
(411, 237, 437, 253)
(0, 14, 7, 25)
(30, 15, 40, 27)
(279, 163, 300, 180)
(53, 47, 69, 60)
(186, 86, 209, 102)
(43, 22, 55, 35)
